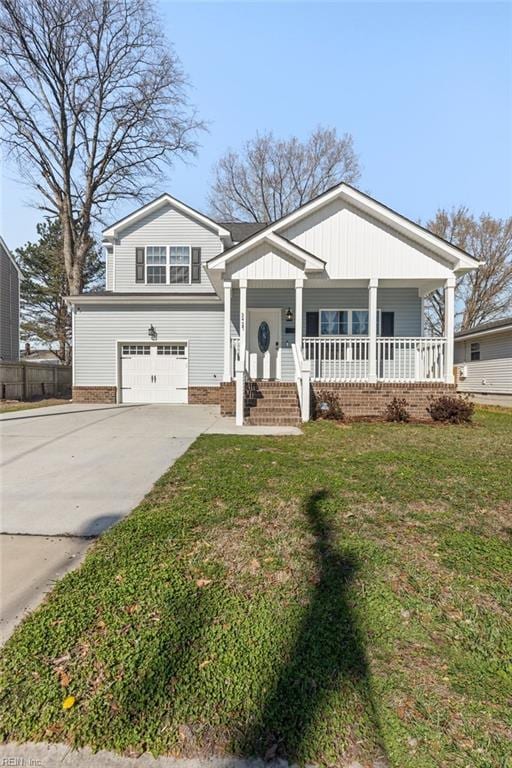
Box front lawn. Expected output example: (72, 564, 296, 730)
(0, 409, 510, 767)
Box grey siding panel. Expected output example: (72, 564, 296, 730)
(74, 305, 224, 387)
(455, 331, 512, 394)
(114, 203, 223, 293)
(455, 331, 512, 362)
(0, 242, 19, 361)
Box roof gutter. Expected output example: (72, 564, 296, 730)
(65, 294, 222, 306)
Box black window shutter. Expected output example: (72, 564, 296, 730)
(191, 247, 201, 283)
(135, 247, 145, 283)
(306, 311, 319, 336)
(381, 311, 395, 336)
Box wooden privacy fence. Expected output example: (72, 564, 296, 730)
(0, 361, 72, 401)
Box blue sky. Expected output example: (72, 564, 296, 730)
(1, 1, 511, 252)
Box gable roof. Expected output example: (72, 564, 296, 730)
(0, 236, 22, 276)
(455, 316, 512, 340)
(208, 182, 481, 273)
(103, 194, 231, 239)
(208, 231, 326, 272)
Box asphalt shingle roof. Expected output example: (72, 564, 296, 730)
(455, 316, 512, 338)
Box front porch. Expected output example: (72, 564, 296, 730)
(224, 279, 454, 423)
(223, 278, 455, 425)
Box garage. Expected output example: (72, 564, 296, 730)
(120, 343, 188, 403)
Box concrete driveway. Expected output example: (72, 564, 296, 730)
(0, 403, 223, 536)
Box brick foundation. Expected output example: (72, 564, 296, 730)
(73, 386, 117, 404)
(219, 381, 236, 416)
(311, 382, 456, 421)
(188, 386, 222, 405)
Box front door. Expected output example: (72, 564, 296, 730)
(248, 309, 281, 379)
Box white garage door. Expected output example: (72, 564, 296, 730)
(120, 343, 188, 403)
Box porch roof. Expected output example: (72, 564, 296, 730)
(207, 231, 326, 274)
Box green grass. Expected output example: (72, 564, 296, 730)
(0, 398, 70, 413)
(1, 409, 511, 767)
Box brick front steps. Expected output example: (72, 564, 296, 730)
(245, 381, 301, 426)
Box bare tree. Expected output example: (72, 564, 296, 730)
(0, 0, 203, 294)
(209, 127, 361, 223)
(425, 208, 512, 334)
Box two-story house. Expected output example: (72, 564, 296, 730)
(68, 183, 479, 424)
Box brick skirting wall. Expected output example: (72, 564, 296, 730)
(188, 386, 222, 405)
(220, 382, 236, 416)
(73, 386, 117, 404)
(311, 382, 456, 421)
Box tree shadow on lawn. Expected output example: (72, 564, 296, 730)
(239, 489, 387, 765)
(115, 491, 386, 763)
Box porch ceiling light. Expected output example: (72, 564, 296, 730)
(148, 324, 157, 340)
(285, 307, 293, 322)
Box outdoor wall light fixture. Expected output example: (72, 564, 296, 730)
(148, 324, 157, 340)
(285, 307, 293, 322)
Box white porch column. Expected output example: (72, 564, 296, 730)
(223, 281, 232, 382)
(239, 279, 247, 369)
(368, 278, 378, 382)
(295, 278, 303, 352)
(444, 277, 455, 383)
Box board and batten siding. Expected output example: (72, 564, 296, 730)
(0, 241, 19, 361)
(281, 199, 453, 280)
(74, 304, 224, 388)
(455, 330, 512, 394)
(113, 202, 223, 293)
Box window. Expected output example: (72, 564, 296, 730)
(157, 344, 186, 356)
(122, 345, 150, 356)
(352, 310, 369, 335)
(146, 246, 166, 284)
(320, 310, 348, 335)
(470, 342, 480, 361)
(319, 309, 379, 336)
(169, 246, 190, 284)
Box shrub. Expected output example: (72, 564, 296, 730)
(385, 396, 410, 423)
(427, 394, 474, 424)
(315, 391, 345, 421)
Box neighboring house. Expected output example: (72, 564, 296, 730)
(20, 345, 62, 365)
(67, 183, 480, 424)
(0, 236, 21, 361)
(455, 317, 512, 395)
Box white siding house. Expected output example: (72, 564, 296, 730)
(455, 318, 512, 395)
(68, 184, 480, 424)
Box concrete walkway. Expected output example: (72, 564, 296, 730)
(0, 534, 90, 642)
(0, 742, 385, 768)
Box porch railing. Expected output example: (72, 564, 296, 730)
(377, 337, 446, 382)
(303, 336, 370, 382)
(303, 336, 447, 382)
(231, 337, 240, 378)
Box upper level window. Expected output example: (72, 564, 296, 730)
(320, 309, 380, 335)
(470, 342, 480, 361)
(146, 246, 166, 284)
(169, 246, 190, 284)
(144, 245, 191, 284)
